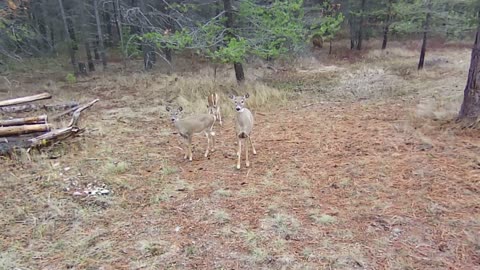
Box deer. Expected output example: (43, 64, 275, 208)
(230, 93, 257, 170)
(166, 106, 216, 161)
(207, 92, 223, 126)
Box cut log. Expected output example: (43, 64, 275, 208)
(0, 92, 52, 107)
(0, 115, 47, 127)
(0, 123, 51, 137)
(0, 101, 79, 113)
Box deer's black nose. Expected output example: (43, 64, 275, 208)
(236, 107, 241, 111)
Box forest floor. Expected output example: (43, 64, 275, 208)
(1, 44, 479, 269)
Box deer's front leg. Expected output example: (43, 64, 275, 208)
(236, 138, 242, 170)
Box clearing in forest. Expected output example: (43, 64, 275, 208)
(1, 47, 479, 269)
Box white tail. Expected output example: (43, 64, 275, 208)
(166, 106, 216, 161)
(207, 92, 222, 126)
(229, 93, 256, 169)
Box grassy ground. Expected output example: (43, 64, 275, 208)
(1, 42, 479, 269)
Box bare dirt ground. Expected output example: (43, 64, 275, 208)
(1, 45, 479, 269)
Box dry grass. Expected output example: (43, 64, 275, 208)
(1, 43, 479, 269)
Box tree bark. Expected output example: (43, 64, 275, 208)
(94, 0, 107, 69)
(356, 0, 366, 51)
(418, 2, 431, 70)
(223, 0, 245, 83)
(459, 25, 480, 120)
(57, 0, 78, 74)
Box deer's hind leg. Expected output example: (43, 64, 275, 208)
(248, 136, 257, 155)
(187, 136, 193, 161)
(204, 131, 211, 158)
(245, 138, 250, 168)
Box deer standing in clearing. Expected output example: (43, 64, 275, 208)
(230, 93, 257, 169)
(166, 106, 216, 161)
(207, 92, 223, 126)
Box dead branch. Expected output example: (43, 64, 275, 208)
(0, 92, 51, 107)
(0, 115, 47, 127)
(51, 105, 80, 120)
(29, 127, 76, 146)
(68, 99, 99, 127)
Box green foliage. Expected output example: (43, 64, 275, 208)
(122, 27, 142, 58)
(142, 29, 192, 51)
(239, 0, 307, 60)
(309, 13, 345, 41)
(392, 0, 477, 39)
(213, 37, 248, 64)
(65, 73, 76, 84)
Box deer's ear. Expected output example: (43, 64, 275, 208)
(229, 94, 235, 100)
(178, 106, 183, 112)
(166, 106, 171, 112)
(244, 93, 250, 99)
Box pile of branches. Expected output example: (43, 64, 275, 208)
(0, 92, 98, 156)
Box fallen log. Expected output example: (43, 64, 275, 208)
(0, 115, 47, 127)
(0, 102, 79, 113)
(0, 92, 51, 107)
(0, 123, 51, 137)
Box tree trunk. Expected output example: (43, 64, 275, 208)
(329, 40, 332, 55)
(114, 0, 126, 69)
(223, 0, 245, 83)
(382, 24, 389, 50)
(356, 0, 366, 51)
(57, 0, 78, 74)
(418, 6, 431, 70)
(66, 17, 78, 50)
(459, 26, 480, 120)
(94, 0, 107, 69)
(94, 38, 100, 60)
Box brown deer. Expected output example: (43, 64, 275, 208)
(207, 92, 223, 126)
(230, 93, 257, 169)
(166, 106, 216, 161)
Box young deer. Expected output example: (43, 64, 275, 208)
(230, 93, 257, 169)
(166, 106, 216, 161)
(207, 92, 223, 126)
